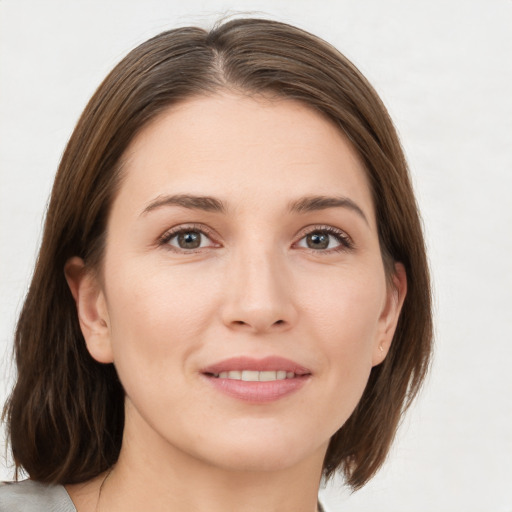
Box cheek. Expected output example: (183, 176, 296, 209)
(103, 259, 222, 383)
(299, 266, 385, 395)
(301, 264, 384, 345)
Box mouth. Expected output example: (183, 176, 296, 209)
(201, 356, 311, 403)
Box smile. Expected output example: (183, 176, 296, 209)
(202, 356, 311, 403)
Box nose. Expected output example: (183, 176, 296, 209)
(220, 245, 298, 334)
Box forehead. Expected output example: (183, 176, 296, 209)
(115, 93, 375, 222)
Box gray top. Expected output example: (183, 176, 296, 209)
(0, 479, 328, 511)
(0, 480, 76, 512)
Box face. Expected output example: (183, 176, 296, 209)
(69, 93, 405, 474)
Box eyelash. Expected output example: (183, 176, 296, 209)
(158, 223, 354, 254)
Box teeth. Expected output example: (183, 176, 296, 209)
(214, 370, 297, 381)
(259, 371, 277, 382)
(242, 370, 260, 381)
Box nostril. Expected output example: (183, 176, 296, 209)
(230, 319, 285, 329)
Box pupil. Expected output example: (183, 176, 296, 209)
(307, 232, 329, 249)
(178, 231, 201, 249)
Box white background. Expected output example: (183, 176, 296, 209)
(1, 1, 511, 511)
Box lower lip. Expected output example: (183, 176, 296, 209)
(203, 375, 309, 403)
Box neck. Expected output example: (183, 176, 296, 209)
(96, 403, 326, 512)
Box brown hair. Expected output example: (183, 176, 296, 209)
(3, 17, 432, 490)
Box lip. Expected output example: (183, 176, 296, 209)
(201, 356, 311, 403)
(201, 356, 311, 376)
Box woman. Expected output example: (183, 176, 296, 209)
(1, 17, 432, 512)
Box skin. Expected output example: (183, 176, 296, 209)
(65, 93, 406, 512)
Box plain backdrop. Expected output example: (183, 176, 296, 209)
(1, 1, 511, 511)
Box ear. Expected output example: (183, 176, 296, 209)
(64, 256, 114, 364)
(372, 262, 407, 366)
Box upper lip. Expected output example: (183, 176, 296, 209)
(201, 356, 311, 376)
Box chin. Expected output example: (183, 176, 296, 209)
(210, 450, 311, 474)
(189, 429, 327, 474)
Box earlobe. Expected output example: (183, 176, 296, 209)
(372, 262, 407, 366)
(64, 256, 114, 364)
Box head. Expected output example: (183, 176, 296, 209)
(4, 18, 432, 490)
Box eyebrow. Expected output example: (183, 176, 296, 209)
(141, 194, 227, 215)
(141, 193, 368, 224)
(288, 195, 369, 225)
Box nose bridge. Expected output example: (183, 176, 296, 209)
(222, 237, 296, 332)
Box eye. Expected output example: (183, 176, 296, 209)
(159, 225, 219, 252)
(295, 226, 353, 252)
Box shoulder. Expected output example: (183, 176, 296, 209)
(0, 480, 76, 512)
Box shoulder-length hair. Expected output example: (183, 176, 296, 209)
(3, 17, 432, 490)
